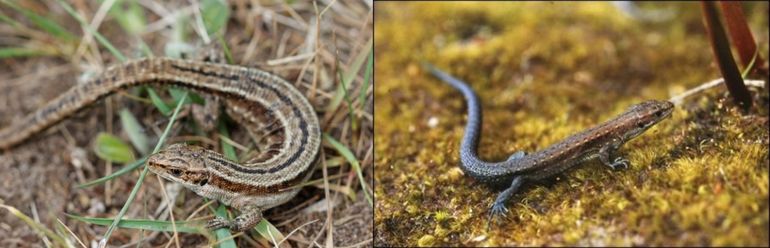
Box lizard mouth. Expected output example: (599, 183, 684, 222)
(146, 161, 174, 179)
(148, 161, 210, 186)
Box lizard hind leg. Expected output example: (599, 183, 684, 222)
(488, 176, 524, 223)
(506, 151, 527, 162)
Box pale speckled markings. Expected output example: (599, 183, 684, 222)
(0, 58, 321, 232)
(424, 63, 674, 222)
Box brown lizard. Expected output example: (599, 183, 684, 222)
(0, 58, 321, 231)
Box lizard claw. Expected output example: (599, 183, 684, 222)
(487, 202, 509, 227)
(610, 157, 630, 169)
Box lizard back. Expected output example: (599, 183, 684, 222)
(0, 58, 321, 187)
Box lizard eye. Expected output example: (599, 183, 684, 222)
(636, 122, 646, 129)
(170, 169, 182, 177)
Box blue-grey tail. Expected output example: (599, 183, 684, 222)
(422, 63, 475, 97)
(422, 62, 488, 178)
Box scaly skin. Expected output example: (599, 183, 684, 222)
(0, 58, 321, 231)
(424, 63, 673, 220)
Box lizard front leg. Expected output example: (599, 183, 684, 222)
(598, 138, 630, 170)
(206, 204, 263, 232)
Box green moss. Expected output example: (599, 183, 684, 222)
(416, 235, 436, 247)
(434, 210, 452, 224)
(375, 2, 769, 246)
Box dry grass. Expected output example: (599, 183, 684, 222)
(0, 0, 372, 246)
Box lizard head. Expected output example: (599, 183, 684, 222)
(622, 100, 674, 139)
(147, 143, 210, 188)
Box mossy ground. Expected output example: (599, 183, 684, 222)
(374, 2, 769, 246)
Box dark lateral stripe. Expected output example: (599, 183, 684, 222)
(238, 75, 310, 173)
(170, 64, 240, 81)
(207, 162, 313, 195)
(171, 62, 312, 174)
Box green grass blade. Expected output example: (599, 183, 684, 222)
(107, 0, 146, 35)
(323, 133, 372, 206)
(0, 204, 68, 246)
(254, 219, 285, 246)
(330, 38, 373, 132)
(77, 156, 147, 188)
(93, 132, 135, 163)
(217, 119, 237, 160)
(343, 38, 373, 89)
(119, 109, 150, 155)
(325, 156, 346, 168)
(359, 44, 373, 110)
(217, 35, 234, 64)
(137, 39, 154, 57)
(741, 50, 759, 79)
(213, 205, 237, 248)
(0, 47, 52, 58)
(169, 88, 204, 105)
(147, 88, 172, 115)
(99, 93, 188, 245)
(105, 0, 155, 59)
(200, 0, 230, 35)
(0, 11, 23, 28)
(66, 213, 205, 233)
(1, 0, 77, 42)
(326, 82, 347, 112)
(336, 58, 357, 132)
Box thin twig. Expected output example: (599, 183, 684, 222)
(669, 78, 765, 106)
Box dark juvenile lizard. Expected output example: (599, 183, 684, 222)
(423, 63, 673, 219)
